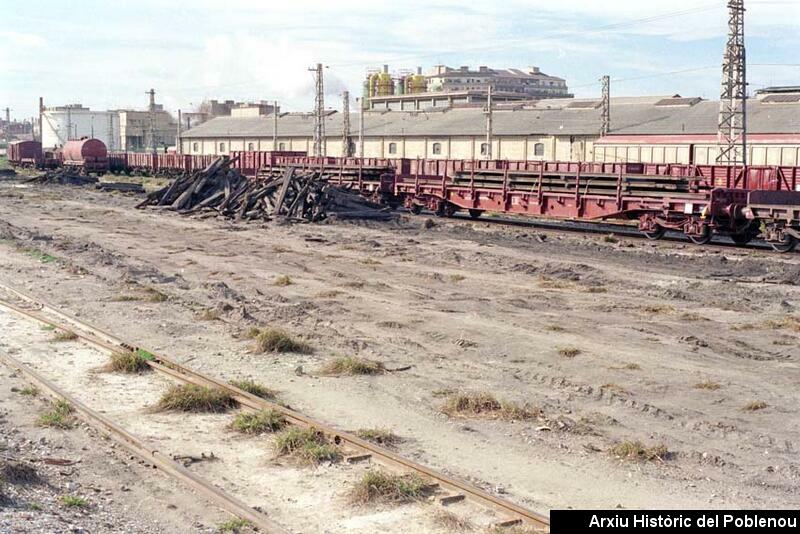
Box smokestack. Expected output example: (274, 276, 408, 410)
(417, 66, 422, 75)
(383, 64, 389, 74)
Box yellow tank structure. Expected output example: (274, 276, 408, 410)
(369, 73, 381, 97)
(377, 71, 394, 96)
(406, 74, 428, 94)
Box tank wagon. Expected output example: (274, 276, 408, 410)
(61, 139, 109, 173)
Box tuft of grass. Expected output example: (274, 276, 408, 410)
(274, 275, 293, 287)
(0, 460, 42, 485)
(622, 363, 641, 371)
(18, 386, 39, 396)
(271, 245, 292, 253)
(103, 350, 152, 374)
(584, 286, 607, 294)
(537, 276, 575, 290)
(641, 304, 675, 315)
(360, 258, 382, 266)
(230, 379, 277, 400)
(243, 327, 263, 339)
(433, 510, 475, 532)
(218, 518, 253, 533)
(610, 440, 669, 462)
(355, 428, 401, 447)
(557, 346, 581, 358)
(449, 274, 466, 283)
(253, 328, 313, 354)
(321, 357, 385, 376)
(349, 470, 428, 505)
(144, 287, 168, 302)
(680, 312, 709, 322)
(25, 249, 57, 263)
(198, 308, 221, 321)
(742, 400, 768, 412)
(602, 234, 619, 244)
(154, 384, 237, 413)
(38, 400, 75, 429)
(40, 324, 56, 331)
(545, 325, 565, 332)
(273, 427, 340, 465)
(694, 379, 721, 391)
(111, 294, 142, 302)
(231, 409, 286, 435)
(51, 330, 78, 342)
(314, 290, 342, 299)
(763, 316, 800, 332)
(440, 392, 540, 421)
(60, 494, 88, 508)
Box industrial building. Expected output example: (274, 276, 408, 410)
(41, 104, 177, 151)
(180, 88, 800, 166)
(363, 64, 570, 111)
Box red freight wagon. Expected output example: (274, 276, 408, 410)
(7, 140, 42, 167)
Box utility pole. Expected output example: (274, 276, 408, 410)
(600, 75, 611, 137)
(3, 107, 9, 145)
(107, 113, 115, 151)
(484, 86, 493, 159)
(176, 109, 182, 154)
(66, 106, 72, 143)
(146, 88, 157, 154)
(341, 91, 351, 157)
(38, 98, 44, 148)
(717, 0, 747, 166)
(358, 98, 364, 158)
(273, 100, 278, 151)
(309, 63, 326, 157)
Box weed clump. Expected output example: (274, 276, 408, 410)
(321, 357, 385, 376)
(103, 350, 152, 374)
(273, 427, 340, 465)
(440, 392, 540, 421)
(742, 400, 768, 412)
(144, 288, 168, 302)
(557, 346, 581, 358)
(252, 328, 313, 354)
(610, 440, 669, 462)
(38, 400, 75, 429)
(231, 410, 286, 435)
(51, 330, 78, 342)
(217, 518, 253, 533)
(694, 380, 721, 391)
(433, 510, 475, 532)
(349, 470, 428, 505)
(274, 275, 293, 287)
(60, 494, 88, 508)
(230, 379, 277, 400)
(154, 384, 237, 413)
(355, 428, 401, 447)
(18, 386, 39, 396)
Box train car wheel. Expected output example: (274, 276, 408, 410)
(409, 204, 422, 215)
(770, 236, 798, 253)
(468, 209, 484, 219)
(687, 228, 712, 245)
(643, 226, 666, 240)
(731, 231, 757, 247)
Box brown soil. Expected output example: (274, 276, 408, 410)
(1, 180, 799, 524)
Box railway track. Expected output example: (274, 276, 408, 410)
(444, 211, 795, 255)
(0, 282, 551, 533)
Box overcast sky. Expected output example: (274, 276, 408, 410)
(2, 0, 798, 119)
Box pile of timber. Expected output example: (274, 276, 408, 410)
(26, 170, 98, 186)
(136, 157, 392, 222)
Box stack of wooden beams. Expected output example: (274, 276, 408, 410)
(136, 157, 392, 222)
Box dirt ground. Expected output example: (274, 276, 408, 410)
(0, 344, 229, 533)
(0, 179, 799, 529)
